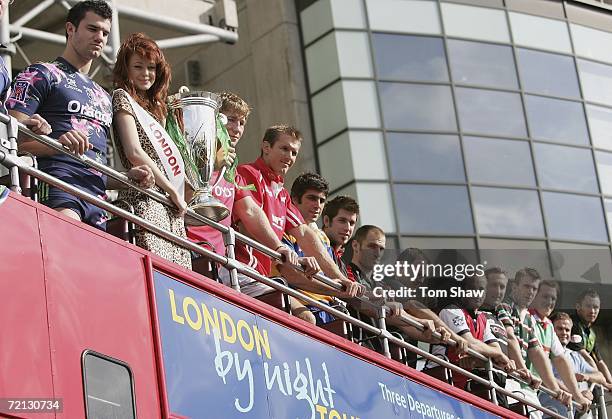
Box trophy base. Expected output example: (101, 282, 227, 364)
(185, 193, 230, 225)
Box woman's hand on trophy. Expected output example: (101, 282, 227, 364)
(169, 189, 188, 218)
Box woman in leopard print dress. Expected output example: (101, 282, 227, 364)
(111, 33, 191, 269)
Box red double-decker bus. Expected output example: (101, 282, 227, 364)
(0, 189, 529, 419)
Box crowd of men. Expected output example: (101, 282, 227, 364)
(1, 1, 611, 418)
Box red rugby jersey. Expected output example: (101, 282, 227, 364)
(233, 158, 304, 275)
(187, 171, 249, 255)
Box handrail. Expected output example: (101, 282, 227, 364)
(0, 113, 346, 292)
(0, 118, 598, 419)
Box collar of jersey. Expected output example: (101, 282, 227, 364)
(254, 157, 283, 184)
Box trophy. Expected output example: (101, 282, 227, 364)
(169, 89, 230, 225)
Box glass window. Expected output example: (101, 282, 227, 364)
(350, 131, 388, 181)
(319, 132, 387, 190)
(447, 39, 517, 89)
(578, 59, 612, 107)
(571, 23, 612, 66)
(596, 151, 612, 196)
(456, 88, 526, 137)
(366, 0, 441, 35)
(517, 48, 580, 98)
(441, 3, 510, 43)
(464, 136, 535, 187)
(83, 352, 135, 419)
(387, 133, 464, 182)
(525, 96, 589, 145)
(508, 12, 571, 54)
(472, 187, 545, 237)
(394, 184, 474, 234)
(344, 80, 381, 130)
(312, 81, 346, 143)
(534, 143, 598, 193)
(479, 239, 551, 278)
(586, 104, 612, 152)
(305, 32, 340, 94)
(373, 34, 448, 82)
(301, 0, 367, 45)
(400, 237, 476, 250)
(336, 31, 373, 79)
(379, 82, 457, 131)
(300, 0, 334, 45)
(319, 132, 353, 190)
(542, 192, 608, 243)
(549, 242, 612, 287)
(606, 199, 612, 242)
(356, 182, 396, 233)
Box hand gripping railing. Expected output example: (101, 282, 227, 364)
(0, 114, 602, 419)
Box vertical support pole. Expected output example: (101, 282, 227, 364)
(377, 306, 391, 359)
(1, 3, 12, 76)
(7, 116, 20, 193)
(109, 0, 120, 63)
(598, 384, 608, 419)
(485, 358, 499, 406)
(223, 227, 240, 291)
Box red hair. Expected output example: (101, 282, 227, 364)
(113, 32, 171, 122)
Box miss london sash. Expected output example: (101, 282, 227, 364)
(115, 89, 185, 199)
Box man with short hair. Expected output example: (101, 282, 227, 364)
(500, 268, 575, 417)
(529, 280, 592, 413)
(538, 312, 607, 417)
(234, 125, 362, 302)
(321, 195, 359, 277)
(567, 289, 612, 388)
(552, 312, 607, 386)
(9, 0, 153, 229)
(186, 92, 295, 268)
(272, 172, 341, 324)
(425, 275, 514, 391)
(347, 225, 451, 345)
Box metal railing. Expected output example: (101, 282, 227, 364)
(0, 113, 608, 419)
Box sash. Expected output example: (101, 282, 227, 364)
(115, 89, 185, 199)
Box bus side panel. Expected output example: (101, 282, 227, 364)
(37, 210, 162, 418)
(0, 195, 55, 418)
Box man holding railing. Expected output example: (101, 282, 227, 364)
(425, 275, 514, 397)
(7, 1, 153, 229)
(529, 280, 593, 414)
(500, 268, 574, 418)
(346, 225, 452, 345)
(567, 289, 612, 390)
(233, 125, 363, 306)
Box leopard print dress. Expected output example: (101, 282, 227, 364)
(112, 89, 191, 269)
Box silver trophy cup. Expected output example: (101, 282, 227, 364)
(171, 89, 230, 225)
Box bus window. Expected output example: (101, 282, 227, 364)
(82, 350, 136, 419)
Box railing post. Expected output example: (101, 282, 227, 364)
(485, 358, 498, 406)
(377, 306, 391, 359)
(597, 384, 608, 419)
(223, 227, 240, 292)
(7, 116, 21, 193)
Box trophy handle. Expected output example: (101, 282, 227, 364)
(211, 166, 226, 189)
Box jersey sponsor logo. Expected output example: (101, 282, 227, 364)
(452, 316, 464, 327)
(271, 214, 285, 230)
(212, 184, 234, 199)
(67, 99, 112, 126)
(64, 77, 83, 93)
